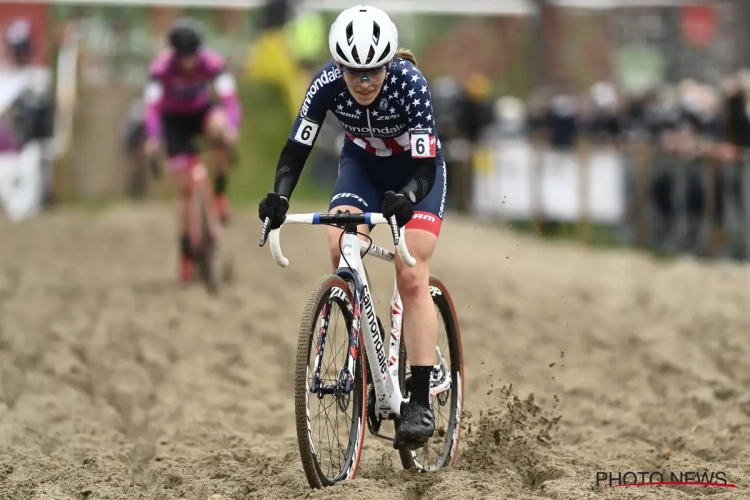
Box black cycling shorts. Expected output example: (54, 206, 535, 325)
(161, 105, 214, 159)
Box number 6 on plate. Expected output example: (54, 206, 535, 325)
(409, 128, 436, 158)
(294, 118, 320, 146)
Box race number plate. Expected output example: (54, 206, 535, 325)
(409, 129, 436, 158)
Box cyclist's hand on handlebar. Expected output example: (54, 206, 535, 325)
(259, 192, 289, 230)
(382, 190, 414, 228)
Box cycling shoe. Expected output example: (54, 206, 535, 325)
(393, 400, 435, 450)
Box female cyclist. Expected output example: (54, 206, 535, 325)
(258, 4, 447, 449)
(143, 17, 242, 281)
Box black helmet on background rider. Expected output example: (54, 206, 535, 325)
(168, 17, 203, 57)
(5, 17, 33, 66)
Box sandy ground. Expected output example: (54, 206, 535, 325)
(1, 202, 749, 500)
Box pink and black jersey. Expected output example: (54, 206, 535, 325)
(143, 48, 242, 140)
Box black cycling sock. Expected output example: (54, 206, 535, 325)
(180, 233, 191, 259)
(409, 365, 432, 407)
(213, 173, 227, 196)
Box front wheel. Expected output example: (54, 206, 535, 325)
(194, 177, 219, 295)
(294, 275, 367, 489)
(397, 275, 464, 472)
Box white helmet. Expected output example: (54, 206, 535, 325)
(328, 4, 398, 69)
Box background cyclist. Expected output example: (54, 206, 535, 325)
(258, 4, 446, 450)
(143, 17, 242, 282)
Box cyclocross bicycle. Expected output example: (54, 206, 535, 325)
(148, 155, 221, 294)
(259, 211, 464, 489)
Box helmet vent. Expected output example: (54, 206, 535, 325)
(335, 43, 351, 64)
(365, 46, 376, 65)
(375, 42, 391, 65)
(346, 22, 354, 45)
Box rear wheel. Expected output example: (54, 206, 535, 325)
(397, 275, 464, 472)
(295, 275, 367, 489)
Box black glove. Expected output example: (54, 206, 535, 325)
(258, 192, 289, 230)
(381, 190, 414, 228)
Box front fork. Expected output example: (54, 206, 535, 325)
(311, 291, 360, 399)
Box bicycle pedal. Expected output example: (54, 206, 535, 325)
(392, 434, 427, 451)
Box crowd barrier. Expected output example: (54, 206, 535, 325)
(472, 136, 750, 261)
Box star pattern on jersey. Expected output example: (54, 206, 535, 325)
(396, 65, 434, 134)
(326, 59, 435, 140)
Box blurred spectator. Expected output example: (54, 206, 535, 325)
(447, 72, 495, 213)
(430, 76, 463, 144)
(546, 81, 579, 151)
(494, 96, 526, 138)
(457, 73, 495, 145)
(260, 0, 291, 30)
(587, 81, 622, 145)
(2, 17, 56, 207)
(527, 86, 552, 140)
(723, 72, 750, 152)
(429, 76, 467, 207)
(5, 17, 33, 68)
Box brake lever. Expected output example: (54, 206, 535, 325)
(259, 216, 271, 247)
(388, 215, 400, 245)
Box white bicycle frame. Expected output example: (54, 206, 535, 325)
(268, 212, 452, 420)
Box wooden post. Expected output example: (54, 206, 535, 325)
(530, 132, 544, 236)
(633, 137, 650, 249)
(701, 145, 717, 256)
(576, 136, 592, 244)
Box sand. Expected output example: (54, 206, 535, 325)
(0, 202, 748, 499)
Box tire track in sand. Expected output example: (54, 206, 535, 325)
(0, 202, 749, 499)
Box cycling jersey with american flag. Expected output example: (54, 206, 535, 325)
(289, 57, 443, 163)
